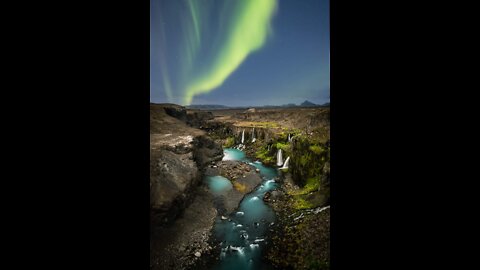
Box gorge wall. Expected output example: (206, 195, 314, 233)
(150, 104, 223, 227)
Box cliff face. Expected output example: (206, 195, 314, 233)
(150, 104, 223, 227)
(289, 136, 330, 206)
(232, 107, 330, 132)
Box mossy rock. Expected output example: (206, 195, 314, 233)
(223, 136, 235, 148)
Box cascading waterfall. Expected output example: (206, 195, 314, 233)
(252, 128, 256, 143)
(234, 129, 246, 150)
(276, 149, 283, 167)
(281, 156, 290, 169)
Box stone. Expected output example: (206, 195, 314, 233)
(194, 252, 201, 257)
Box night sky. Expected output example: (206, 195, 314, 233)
(151, 0, 329, 107)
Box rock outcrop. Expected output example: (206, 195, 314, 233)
(266, 203, 330, 269)
(150, 104, 223, 226)
(187, 110, 215, 128)
(150, 104, 224, 270)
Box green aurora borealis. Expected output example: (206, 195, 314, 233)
(184, 0, 277, 105)
(151, 0, 330, 106)
(154, 0, 278, 105)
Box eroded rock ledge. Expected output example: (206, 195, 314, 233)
(150, 104, 223, 227)
(150, 104, 223, 270)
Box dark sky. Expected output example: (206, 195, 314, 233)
(150, 0, 329, 106)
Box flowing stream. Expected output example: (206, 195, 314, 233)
(206, 148, 278, 270)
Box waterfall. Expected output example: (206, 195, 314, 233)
(276, 149, 283, 167)
(241, 129, 245, 144)
(281, 156, 290, 169)
(288, 134, 292, 142)
(252, 128, 256, 143)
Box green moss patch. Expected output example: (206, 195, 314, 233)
(292, 196, 314, 210)
(309, 144, 324, 155)
(255, 145, 274, 164)
(289, 177, 319, 196)
(223, 136, 235, 148)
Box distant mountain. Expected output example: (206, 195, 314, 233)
(320, 102, 330, 107)
(300, 100, 318, 107)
